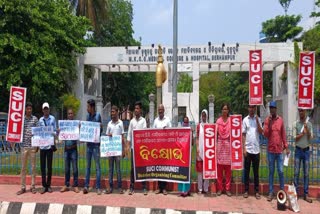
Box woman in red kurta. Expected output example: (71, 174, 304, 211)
(216, 103, 232, 197)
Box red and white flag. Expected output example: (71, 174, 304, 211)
(230, 115, 243, 170)
(298, 52, 315, 109)
(6, 86, 27, 143)
(203, 124, 217, 179)
(249, 50, 263, 105)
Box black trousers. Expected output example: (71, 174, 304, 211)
(130, 149, 146, 189)
(244, 152, 260, 192)
(158, 181, 167, 191)
(40, 149, 53, 188)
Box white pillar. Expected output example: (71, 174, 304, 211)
(208, 94, 215, 123)
(149, 93, 155, 128)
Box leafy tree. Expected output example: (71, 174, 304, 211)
(279, 0, 292, 15)
(177, 73, 192, 93)
(69, 0, 109, 34)
(301, 25, 320, 99)
(92, 0, 154, 111)
(311, 0, 320, 25)
(261, 15, 303, 42)
(0, 0, 91, 112)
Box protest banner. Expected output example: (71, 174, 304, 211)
(230, 115, 243, 170)
(133, 128, 191, 183)
(6, 86, 27, 143)
(31, 126, 55, 147)
(100, 135, 122, 157)
(203, 124, 217, 179)
(298, 52, 315, 109)
(58, 120, 80, 141)
(79, 121, 100, 143)
(249, 50, 263, 105)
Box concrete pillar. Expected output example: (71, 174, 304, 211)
(96, 96, 103, 120)
(208, 94, 215, 123)
(149, 93, 155, 128)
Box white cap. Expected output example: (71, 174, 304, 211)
(42, 102, 50, 109)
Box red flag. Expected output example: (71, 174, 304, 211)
(249, 50, 263, 105)
(6, 86, 27, 143)
(298, 52, 315, 109)
(230, 115, 243, 170)
(203, 124, 217, 179)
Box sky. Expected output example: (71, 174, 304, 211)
(131, 0, 317, 46)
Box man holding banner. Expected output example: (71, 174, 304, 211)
(127, 101, 147, 195)
(83, 99, 103, 195)
(39, 102, 57, 194)
(104, 105, 125, 194)
(242, 105, 263, 199)
(153, 104, 172, 195)
(263, 101, 289, 202)
(16, 102, 39, 195)
(59, 108, 80, 193)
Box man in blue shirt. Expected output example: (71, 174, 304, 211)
(39, 102, 56, 194)
(83, 99, 103, 195)
(60, 108, 79, 193)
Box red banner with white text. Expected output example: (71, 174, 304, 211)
(133, 128, 191, 183)
(6, 86, 27, 143)
(249, 50, 263, 105)
(298, 52, 315, 109)
(203, 124, 217, 179)
(230, 115, 243, 170)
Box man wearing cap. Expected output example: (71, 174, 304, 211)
(263, 101, 289, 201)
(293, 108, 313, 203)
(39, 102, 57, 194)
(242, 105, 263, 199)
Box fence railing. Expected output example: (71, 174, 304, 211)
(1, 127, 320, 185)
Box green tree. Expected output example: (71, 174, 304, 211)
(93, 0, 154, 111)
(279, 0, 292, 15)
(177, 73, 192, 93)
(311, 0, 320, 25)
(69, 0, 109, 34)
(0, 0, 91, 112)
(261, 15, 303, 42)
(301, 25, 320, 99)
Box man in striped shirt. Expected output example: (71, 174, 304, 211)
(16, 102, 39, 195)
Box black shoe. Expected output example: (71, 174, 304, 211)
(40, 187, 46, 194)
(128, 188, 134, 195)
(143, 188, 148, 195)
(104, 188, 113, 194)
(16, 188, 26, 195)
(267, 193, 274, 202)
(304, 195, 313, 203)
(83, 187, 88, 194)
(243, 191, 248, 198)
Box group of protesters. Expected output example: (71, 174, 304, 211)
(16, 98, 313, 203)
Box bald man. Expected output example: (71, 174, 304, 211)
(153, 104, 172, 195)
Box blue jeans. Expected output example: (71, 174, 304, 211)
(64, 149, 78, 187)
(268, 152, 284, 194)
(294, 147, 310, 195)
(85, 143, 101, 189)
(108, 156, 122, 189)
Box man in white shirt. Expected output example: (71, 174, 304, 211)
(242, 105, 263, 199)
(127, 101, 148, 195)
(153, 104, 172, 195)
(105, 105, 125, 194)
